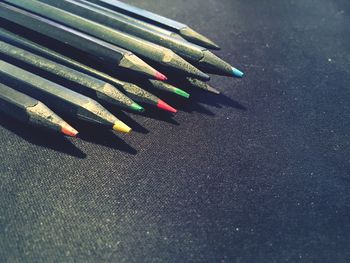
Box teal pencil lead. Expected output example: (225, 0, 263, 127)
(232, 67, 244, 78)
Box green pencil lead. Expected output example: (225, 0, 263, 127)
(174, 88, 190, 99)
(131, 102, 145, 112)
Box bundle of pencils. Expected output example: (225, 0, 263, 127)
(0, 0, 244, 137)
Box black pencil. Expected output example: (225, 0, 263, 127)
(0, 60, 132, 133)
(0, 1, 165, 81)
(0, 82, 78, 136)
(4, 0, 209, 80)
(0, 28, 177, 113)
(40, 0, 243, 78)
(85, 0, 220, 49)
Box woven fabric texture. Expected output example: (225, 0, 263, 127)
(0, 0, 349, 262)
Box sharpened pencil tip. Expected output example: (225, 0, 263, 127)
(208, 87, 221, 95)
(175, 88, 190, 99)
(180, 26, 220, 50)
(113, 121, 132, 133)
(155, 72, 168, 81)
(232, 67, 244, 78)
(61, 125, 79, 137)
(198, 71, 211, 81)
(131, 102, 145, 112)
(207, 42, 221, 50)
(157, 99, 177, 113)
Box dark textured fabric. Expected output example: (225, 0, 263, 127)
(1, 0, 350, 262)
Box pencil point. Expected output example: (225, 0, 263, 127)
(232, 67, 244, 78)
(113, 121, 132, 133)
(207, 86, 221, 95)
(155, 71, 168, 81)
(131, 102, 145, 112)
(197, 71, 211, 81)
(61, 125, 79, 137)
(186, 77, 221, 94)
(207, 42, 221, 50)
(175, 88, 190, 99)
(157, 99, 177, 113)
(180, 27, 220, 50)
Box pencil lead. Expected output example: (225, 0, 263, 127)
(174, 88, 190, 99)
(131, 102, 145, 112)
(206, 85, 221, 95)
(113, 120, 132, 133)
(206, 41, 221, 50)
(232, 67, 244, 78)
(157, 99, 177, 113)
(61, 125, 79, 137)
(163, 50, 209, 80)
(200, 50, 243, 77)
(186, 77, 221, 94)
(155, 71, 168, 81)
(197, 71, 211, 81)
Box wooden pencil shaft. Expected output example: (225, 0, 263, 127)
(74, 0, 180, 38)
(0, 60, 118, 126)
(6, 0, 165, 60)
(0, 82, 75, 132)
(0, 40, 136, 108)
(39, 0, 205, 61)
(87, 0, 186, 30)
(0, 28, 123, 86)
(0, 2, 128, 65)
(4, 0, 207, 78)
(0, 28, 160, 106)
(0, 60, 89, 111)
(84, 0, 220, 49)
(0, 82, 35, 122)
(0, 40, 105, 88)
(53, 0, 230, 75)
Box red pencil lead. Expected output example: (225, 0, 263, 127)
(155, 71, 168, 81)
(61, 125, 79, 137)
(157, 99, 177, 113)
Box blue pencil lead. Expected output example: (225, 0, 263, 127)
(232, 67, 244, 78)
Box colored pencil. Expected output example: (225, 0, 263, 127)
(147, 80, 190, 99)
(39, 0, 243, 78)
(4, 0, 209, 80)
(74, 0, 186, 41)
(0, 60, 131, 133)
(186, 78, 221, 95)
(0, 40, 144, 112)
(126, 78, 190, 99)
(0, 2, 164, 80)
(0, 82, 78, 136)
(0, 28, 177, 113)
(85, 0, 220, 49)
(120, 82, 177, 113)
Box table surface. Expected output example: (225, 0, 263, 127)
(1, 0, 350, 262)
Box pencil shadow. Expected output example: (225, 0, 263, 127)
(139, 107, 180, 125)
(138, 86, 215, 116)
(68, 119, 137, 155)
(0, 113, 86, 158)
(102, 97, 179, 128)
(142, 81, 247, 115)
(192, 91, 247, 111)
